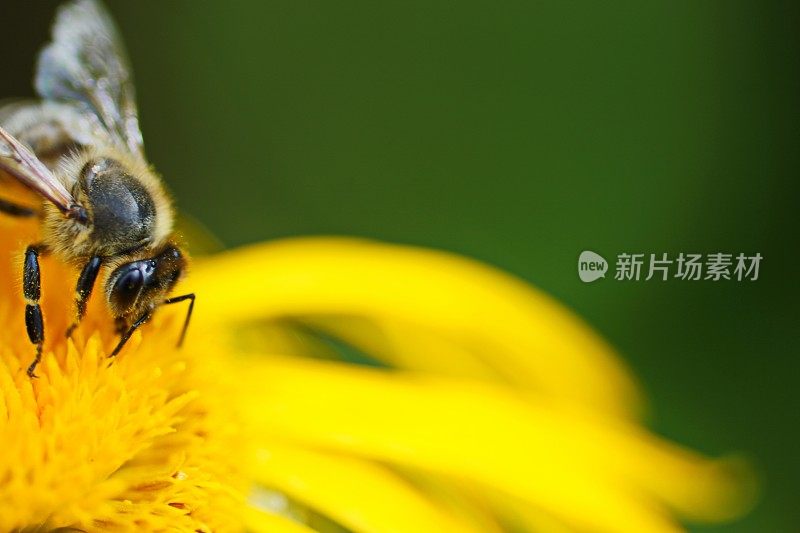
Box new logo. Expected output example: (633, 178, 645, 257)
(578, 250, 608, 283)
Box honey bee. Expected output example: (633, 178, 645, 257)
(0, 0, 194, 377)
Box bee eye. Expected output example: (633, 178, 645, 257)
(111, 268, 145, 311)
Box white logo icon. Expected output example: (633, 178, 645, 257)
(578, 250, 608, 282)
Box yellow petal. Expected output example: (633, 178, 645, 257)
(391, 472, 506, 533)
(305, 315, 508, 380)
(190, 237, 642, 417)
(253, 444, 487, 533)
(237, 355, 753, 533)
(487, 492, 579, 533)
(242, 506, 319, 533)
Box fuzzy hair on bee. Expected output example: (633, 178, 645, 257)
(42, 146, 175, 264)
(0, 0, 195, 377)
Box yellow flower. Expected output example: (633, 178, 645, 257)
(0, 211, 754, 532)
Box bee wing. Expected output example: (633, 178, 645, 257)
(0, 125, 87, 222)
(0, 100, 112, 168)
(35, 0, 144, 160)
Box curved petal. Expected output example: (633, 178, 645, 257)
(253, 444, 490, 533)
(304, 316, 509, 380)
(190, 237, 642, 417)
(486, 492, 579, 533)
(390, 472, 506, 533)
(242, 506, 319, 533)
(236, 355, 754, 533)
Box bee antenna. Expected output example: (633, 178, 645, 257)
(66, 203, 89, 225)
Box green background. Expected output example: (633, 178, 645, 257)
(2, 2, 797, 531)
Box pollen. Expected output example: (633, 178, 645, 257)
(0, 218, 249, 532)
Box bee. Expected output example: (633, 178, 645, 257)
(0, 0, 194, 377)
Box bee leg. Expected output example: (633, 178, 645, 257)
(163, 293, 196, 348)
(23, 245, 46, 378)
(109, 311, 152, 360)
(0, 197, 37, 218)
(65, 256, 102, 338)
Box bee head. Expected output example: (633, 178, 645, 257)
(106, 242, 186, 320)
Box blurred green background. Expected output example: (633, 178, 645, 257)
(2, 2, 797, 531)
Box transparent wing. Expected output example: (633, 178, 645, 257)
(0, 126, 87, 222)
(35, 0, 144, 159)
(0, 100, 112, 169)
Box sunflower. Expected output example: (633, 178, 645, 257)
(0, 201, 754, 532)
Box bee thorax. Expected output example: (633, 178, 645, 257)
(79, 158, 156, 257)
